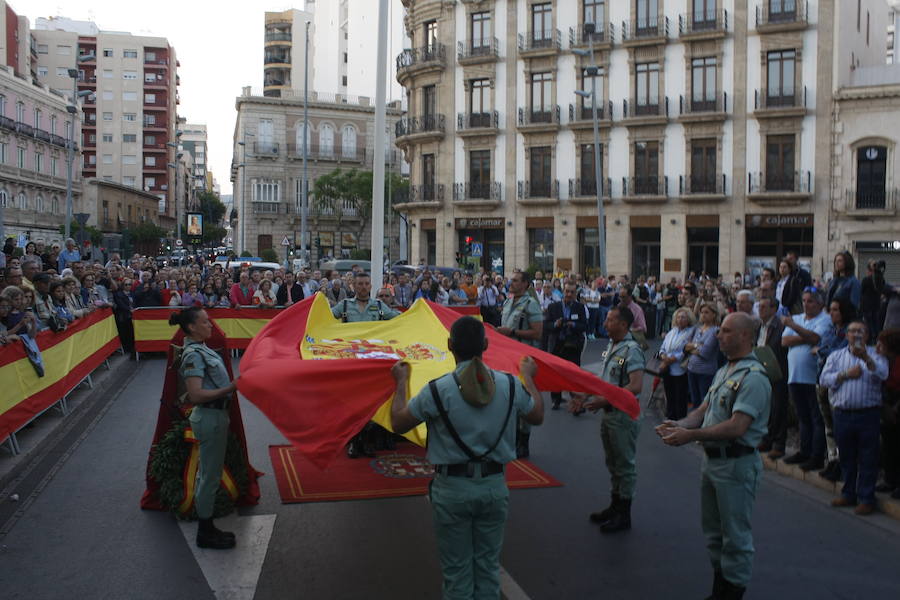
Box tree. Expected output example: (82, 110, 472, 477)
(312, 168, 410, 249)
(260, 248, 278, 263)
(128, 222, 168, 243)
(197, 191, 228, 245)
(59, 221, 103, 247)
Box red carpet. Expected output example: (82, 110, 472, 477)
(269, 444, 563, 504)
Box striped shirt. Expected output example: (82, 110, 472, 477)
(819, 346, 889, 410)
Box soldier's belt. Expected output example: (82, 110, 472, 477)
(703, 444, 756, 459)
(434, 460, 504, 477)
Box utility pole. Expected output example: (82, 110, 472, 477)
(301, 21, 310, 266)
(370, 0, 389, 290)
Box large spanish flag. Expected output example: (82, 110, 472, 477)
(238, 294, 639, 469)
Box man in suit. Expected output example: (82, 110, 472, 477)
(547, 282, 588, 410)
(276, 271, 305, 306)
(757, 296, 790, 458)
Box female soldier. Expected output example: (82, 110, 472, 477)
(170, 307, 238, 550)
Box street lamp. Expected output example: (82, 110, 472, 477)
(300, 20, 311, 267)
(573, 23, 606, 276)
(64, 58, 94, 241)
(236, 132, 254, 255)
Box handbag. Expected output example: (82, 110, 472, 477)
(645, 353, 667, 376)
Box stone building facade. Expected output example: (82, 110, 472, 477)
(395, 0, 886, 279)
(231, 88, 404, 263)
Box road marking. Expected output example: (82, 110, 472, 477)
(179, 513, 276, 600)
(500, 566, 532, 600)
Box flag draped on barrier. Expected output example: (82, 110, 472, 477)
(238, 295, 640, 469)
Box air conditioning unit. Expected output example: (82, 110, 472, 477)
(271, 146, 279, 154)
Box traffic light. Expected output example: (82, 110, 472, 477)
(464, 236, 474, 255)
(455, 251, 463, 265)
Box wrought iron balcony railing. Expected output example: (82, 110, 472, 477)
(518, 105, 561, 126)
(624, 176, 668, 196)
(569, 23, 615, 46)
(518, 30, 561, 52)
(678, 9, 728, 35)
(569, 101, 613, 122)
(679, 174, 726, 195)
(395, 114, 446, 137)
(679, 92, 727, 114)
(454, 182, 502, 202)
(622, 17, 669, 41)
(755, 86, 807, 110)
(518, 179, 559, 199)
(410, 183, 445, 203)
(458, 38, 499, 60)
(623, 97, 669, 118)
(396, 44, 446, 72)
(457, 111, 499, 130)
(569, 178, 612, 198)
(748, 171, 811, 194)
(757, 1, 808, 27)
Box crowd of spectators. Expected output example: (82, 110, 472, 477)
(3, 236, 900, 506)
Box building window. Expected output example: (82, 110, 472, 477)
(100, 133, 112, 143)
(856, 146, 888, 209)
(320, 123, 335, 156)
(16, 101, 25, 122)
(34, 153, 44, 172)
(123, 134, 136, 143)
(692, 0, 717, 27)
(0, 189, 6, 208)
(584, 0, 605, 28)
(51, 158, 57, 176)
(0, 142, 5, 164)
(635, 62, 660, 114)
(766, 50, 796, 106)
(530, 72, 552, 120)
(122, 155, 137, 165)
(123, 176, 136, 187)
(341, 125, 357, 158)
(769, 0, 798, 22)
(579, 67, 604, 119)
(531, 3, 553, 45)
(145, 51, 156, 62)
(35, 195, 44, 213)
(471, 12, 492, 51)
(422, 153, 436, 199)
(469, 78, 491, 124)
(123, 71, 138, 80)
(690, 138, 717, 193)
(423, 20, 438, 49)
(87, 154, 97, 165)
(123, 49, 138, 58)
(34, 108, 42, 129)
(634, 141, 660, 194)
(528, 228, 554, 272)
(691, 57, 717, 111)
(144, 177, 156, 190)
(38, 44, 48, 54)
(123, 91, 137, 101)
(469, 150, 491, 198)
(422, 85, 436, 117)
(341, 75, 347, 87)
(258, 119, 275, 152)
(49, 115, 57, 135)
(57, 45, 71, 55)
(101, 154, 113, 165)
(636, 0, 659, 33)
(17, 147, 25, 168)
(127, 113, 140, 123)
(145, 135, 157, 145)
(145, 93, 156, 104)
(17, 192, 27, 210)
(0, 95, 5, 116)
(687, 227, 719, 277)
(38, 66, 48, 77)
(103, 69, 113, 79)
(145, 156, 156, 166)
(529, 146, 552, 196)
(579, 143, 602, 195)
(252, 180, 281, 202)
(103, 48, 113, 57)
(765, 135, 795, 191)
(632, 227, 661, 278)
(102, 112, 112, 121)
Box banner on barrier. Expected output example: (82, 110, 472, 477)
(0, 308, 118, 441)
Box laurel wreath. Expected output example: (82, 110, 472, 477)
(148, 417, 249, 520)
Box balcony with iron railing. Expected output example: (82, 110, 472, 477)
(757, 1, 808, 32)
(517, 105, 561, 132)
(568, 178, 612, 203)
(458, 38, 499, 64)
(678, 93, 727, 122)
(518, 30, 562, 56)
(390, 183, 444, 208)
(251, 142, 280, 156)
(621, 17, 669, 45)
(623, 176, 668, 202)
(845, 188, 898, 214)
(14, 122, 34, 137)
(457, 111, 500, 135)
(286, 143, 367, 162)
(0, 115, 15, 131)
(678, 10, 728, 39)
(395, 114, 446, 142)
(679, 174, 727, 200)
(568, 101, 614, 128)
(252, 201, 282, 215)
(569, 23, 615, 48)
(623, 97, 669, 123)
(748, 171, 812, 204)
(754, 87, 807, 118)
(265, 31, 292, 43)
(396, 44, 446, 82)
(453, 182, 502, 207)
(517, 179, 560, 205)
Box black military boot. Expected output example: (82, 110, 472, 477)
(589, 494, 619, 524)
(704, 569, 725, 600)
(347, 434, 362, 459)
(196, 518, 236, 550)
(720, 578, 745, 600)
(516, 432, 530, 458)
(599, 498, 631, 533)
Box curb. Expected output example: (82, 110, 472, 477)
(762, 454, 900, 522)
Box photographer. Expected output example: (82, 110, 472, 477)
(547, 282, 587, 411)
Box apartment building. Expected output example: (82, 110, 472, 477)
(264, 2, 405, 100)
(0, 1, 34, 80)
(0, 61, 82, 244)
(31, 17, 179, 225)
(231, 87, 403, 261)
(395, 0, 891, 280)
(179, 121, 210, 194)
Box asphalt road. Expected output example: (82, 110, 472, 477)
(2, 339, 900, 599)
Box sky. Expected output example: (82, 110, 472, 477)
(20, 1, 311, 195)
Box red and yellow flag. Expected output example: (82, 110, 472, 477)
(238, 294, 639, 469)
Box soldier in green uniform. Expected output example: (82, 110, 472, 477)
(170, 307, 239, 550)
(656, 312, 771, 600)
(331, 271, 401, 457)
(496, 270, 543, 457)
(389, 316, 544, 600)
(574, 306, 645, 533)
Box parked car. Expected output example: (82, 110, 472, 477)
(319, 259, 371, 275)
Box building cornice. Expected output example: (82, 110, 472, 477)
(835, 85, 900, 102)
(236, 95, 404, 116)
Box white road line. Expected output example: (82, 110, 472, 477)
(500, 566, 532, 600)
(179, 513, 276, 600)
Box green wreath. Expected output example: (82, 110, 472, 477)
(149, 417, 250, 520)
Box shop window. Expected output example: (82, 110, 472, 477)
(631, 227, 660, 278)
(528, 228, 554, 272)
(687, 227, 719, 277)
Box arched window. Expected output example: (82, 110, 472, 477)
(35, 194, 44, 213)
(295, 122, 311, 156)
(856, 145, 888, 209)
(320, 123, 335, 157)
(17, 191, 27, 210)
(52, 195, 60, 214)
(341, 125, 357, 158)
(0, 189, 7, 208)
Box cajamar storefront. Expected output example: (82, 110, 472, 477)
(455, 217, 506, 273)
(745, 213, 814, 278)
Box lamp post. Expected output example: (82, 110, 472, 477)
(300, 20, 310, 267)
(64, 61, 94, 241)
(573, 23, 606, 276)
(236, 131, 254, 255)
